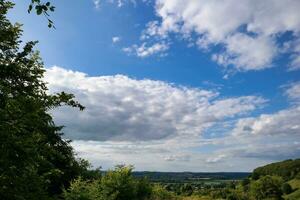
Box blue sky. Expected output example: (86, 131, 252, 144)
(9, 0, 300, 171)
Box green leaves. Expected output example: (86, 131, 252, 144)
(28, 4, 33, 13)
(27, 1, 55, 28)
(63, 166, 153, 200)
(0, 1, 86, 199)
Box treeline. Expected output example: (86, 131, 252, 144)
(252, 159, 300, 181)
(159, 159, 300, 200)
(61, 159, 300, 200)
(132, 171, 250, 183)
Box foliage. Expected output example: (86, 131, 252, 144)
(252, 159, 300, 181)
(64, 165, 153, 200)
(27, 0, 55, 28)
(151, 184, 178, 200)
(2, 1, 300, 200)
(284, 179, 300, 200)
(250, 175, 283, 200)
(0, 1, 87, 199)
(63, 177, 98, 200)
(132, 171, 250, 183)
(288, 178, 300, 190)
(284, 189, 300, 200)
(282, 183, 293, 195)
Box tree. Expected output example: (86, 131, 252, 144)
(252, 159, 300, 181)
(99, 165, 152, 200)
(250, 176, 283, 200)
(0, 1, 86, 199)
(251, 171, 260, 180)
(63, 165, 153, 200)
(281, 183, 293, 195)
(180, 183, 193, 196)
(151, 184, 178, 200)
(63, 177, 98, 200)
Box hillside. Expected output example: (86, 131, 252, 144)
(253, 159, 300, 180)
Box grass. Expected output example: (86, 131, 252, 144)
(288, 179, 300, 190)
(284, 179, 300, 200)
(284, 189, 300, 200)
(180, 196, 212, 200)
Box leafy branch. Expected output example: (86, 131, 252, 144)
(27, 0, 55, 28)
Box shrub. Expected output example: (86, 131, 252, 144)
(282, 183, 293, 195)
(250, 175, 283, 200)
(63, 165, 152, 200)
(151, 184, 178, 200)
(63, 177, 98, 200)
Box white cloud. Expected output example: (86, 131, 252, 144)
(112, 36, 121, 43)
(232, 107, 300, 136)
(164, 154, 191, 162)
(93, 0, 101, 9)
(44, 66, 300, 171)
(288, 39, 300, 71)
(285, 82, 300, 104)
(107, 0, 137, 8)
(290, 56, 300, 71)
(206, 154, 226, 163)
(123, 42, 169, 57)
(133, 0, 300, 71)
(45, 66, 265, 142)
(212, 34, 277, 71)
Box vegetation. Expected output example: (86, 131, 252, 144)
(1, 1, 300, 200)
(132, 172, 250, 183)
(62, 160, 300, 200)
(27, 0, 56, 28)
(0, 1, 86, 199)
(252, 159, 300, 181)
(63, 165, 177, 200)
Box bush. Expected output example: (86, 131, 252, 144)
(250, 175, 283, 200)
(151, 184, 178, 200)
(63, 178, 98, 200)
(63, 165, 153, 200)
(282, 183, 293, 195)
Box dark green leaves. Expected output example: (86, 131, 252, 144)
(0, 1, 86, 199)
(27, 0, 55, 28)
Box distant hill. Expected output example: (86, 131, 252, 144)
(132, 171, 250, 183)
(253, 159, 300, 180)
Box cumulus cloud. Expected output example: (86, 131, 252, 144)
(45, 67, 300, 171)
(204, 82, 300, 167)
(212, 34, 277, 71)
(107, 0, 137, 8)
(112, 36, 121, 43)
(164, 154, 191, 162)
(123, 42, 169, 57)
(231, 107, 300, 136)
(93, 0, 101, 9)
(206, 154, 226, 163)
(44, 66, 300, 171)
(229, 141, 300, 161)
(45, 66, 265, 142)
(131, 0, 300, 71)
(288, 39, 300, 71)
(285, 82, 300, 103)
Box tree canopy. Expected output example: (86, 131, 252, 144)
(0, 1, 86, 199)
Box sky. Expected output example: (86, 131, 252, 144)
(9, 0, 300, 172)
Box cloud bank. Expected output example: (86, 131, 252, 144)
(45, 66, 264, 141)
(45, 66, 300, 171)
